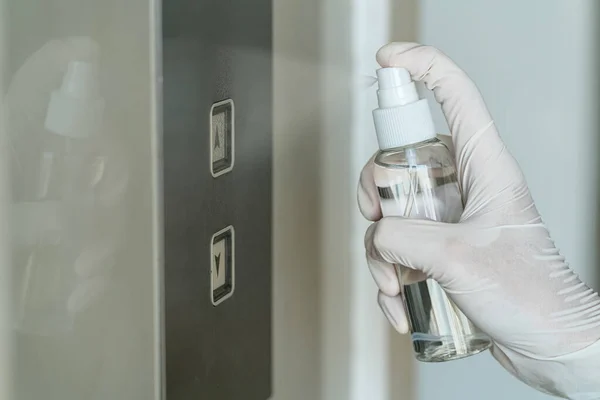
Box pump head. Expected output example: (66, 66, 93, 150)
(44, 60, 105, 138)
(376, 67, 410, 89)
(376, 67, 419, 108)
(372, 67, 436, 149)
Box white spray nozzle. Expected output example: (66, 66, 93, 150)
(44, 60, 105, 138)
(376, 67, 419, 108)
(60, 61, 100, 99)
(376, 67, 411, 89)
(372, 67, 436, 149)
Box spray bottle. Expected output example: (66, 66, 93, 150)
(371, 67, 492, 362)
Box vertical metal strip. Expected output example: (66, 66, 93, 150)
(149, 0, 165, 398)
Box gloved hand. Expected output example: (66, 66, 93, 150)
(358, 42, 600, 399)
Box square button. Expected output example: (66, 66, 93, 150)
(211, 226, 235, 306)
(210, 99, 235, 177)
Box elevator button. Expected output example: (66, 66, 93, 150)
(211, 226, 235, 305)
(210, 99, 235, 177)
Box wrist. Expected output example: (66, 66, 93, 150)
(493, 338, 600, 399)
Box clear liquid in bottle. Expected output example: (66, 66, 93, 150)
(374, 138, 492, 362)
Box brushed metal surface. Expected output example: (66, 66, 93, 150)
(162, 0, 273, 398)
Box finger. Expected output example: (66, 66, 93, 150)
(367, 253, 427, 296)
(490, 344, 518, 378)
(365, 217, 461, 287)
(91, 137, 130, 208)
(357, 155, 382, 221)
(358, 135, 453, 222)
(375, 43, 510, 199)
(376, 42, 498, 157)
(400, 266, 428, 286)
(366, 255, 399, 296)
(378, 291, 409, 334)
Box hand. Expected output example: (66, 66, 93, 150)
(358, 42, 600, 399)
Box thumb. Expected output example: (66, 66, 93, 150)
(376, 42, 497, 165)
(375, 43, 516, 205)
(365, 217, 463, 287)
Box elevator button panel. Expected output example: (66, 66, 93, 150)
(163, 0, 272, 395)
(210, 99, 235, 177)
(211, 226, 235, 305)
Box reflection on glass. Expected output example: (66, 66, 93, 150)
(13, 228, 75, 335)
(7, 37, 127, 337)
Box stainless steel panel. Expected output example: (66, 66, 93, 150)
(2, 0, 272, 398)
(162, 0, 273, 398)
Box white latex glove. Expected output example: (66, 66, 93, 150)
(358, 42, 600, 399)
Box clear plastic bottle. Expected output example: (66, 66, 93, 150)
(371, 68, 492, 362)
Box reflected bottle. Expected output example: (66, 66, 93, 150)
(371, 68, 492, 362)
(11, 60, 104, 335)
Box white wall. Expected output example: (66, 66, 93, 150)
(415, 0, 599, 399)
(274, 0, 419, 398)
(319, 1, 417, 399)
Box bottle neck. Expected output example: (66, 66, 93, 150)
(378, 136, 440, 154)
